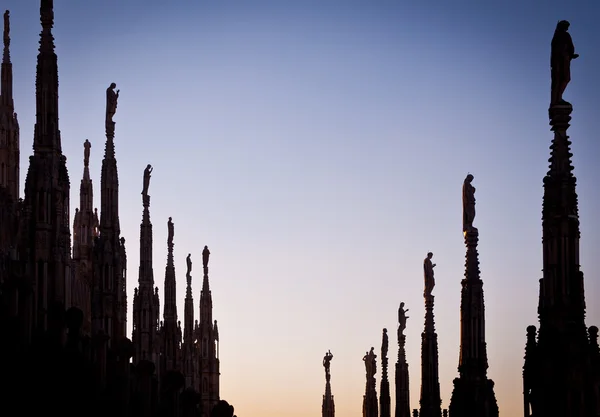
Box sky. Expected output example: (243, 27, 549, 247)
(4, 1, 600, 416)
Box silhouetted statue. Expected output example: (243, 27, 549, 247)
(142, 164, 153, 196)
(363, 347, 377, 380)
(462, 174, 476, 233)
(167, 217, 174, 246)
(323, 350, 333, 382)
(4, 11, 10, 45)
(186, 253, 192, 276)
(382, 328, 388, 358)
(83, 140, 91, 167)
(203, 245, 210, 268)
(398, 302, 409, 335)
(424, 252, 436, 296)
(551, 20, 579, 106)
(106, 82, 120, 122)
(211, 400, 237, 417)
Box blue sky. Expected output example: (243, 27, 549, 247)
(4, 1, 600, 416)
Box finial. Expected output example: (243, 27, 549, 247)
(83, 140, 91, 167)
(202, 245, 210, 268)
(40, 0, 54, 29)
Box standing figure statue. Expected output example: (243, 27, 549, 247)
(106, 82, 120, 123)
(323, 350, 333, 382)
(4, 11, 10, 46)
(381, 328, 388, 358)
(462, 174, 476, 233)
(83, 140, 91, 167)
(142, 164, 153, 196)
(203, 245, 210, 268)
(423, 252, 436, 297)
(186, 254, 192, 276)
(551, 20, 579, 106)
(363, 347, 377, 380)
(398, 302, 410, 335)
(167, 217, 174, 246)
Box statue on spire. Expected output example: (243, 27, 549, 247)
(83, 139, 91, 167)
(203, 245, 210, 268)
(323, 350, 333, 382)
(4, 10, 9, 46)
(363, 347, 377, 380)
(40, 0, 54, 27)
(106, 82, 120, 123)
(398, 302, 409, 335)
(551, 20, 579, 106)
(142, 164, 153, 197)
(462, 174, 477, 234)
(167, 217, 174, 246)
(186, 253, 192, 277)
(424, 252, 436, 297)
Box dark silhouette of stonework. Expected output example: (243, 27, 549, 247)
(522, 26, 599, 416)
(419, 256, 442, 417)
(0, 3, 232, 416)
(448, 176, 498, 417)
(363, 347, 379, 417)
(380, 328, 391, 417)
(395, 303, 411, 417)
(322, 350, 335, 417)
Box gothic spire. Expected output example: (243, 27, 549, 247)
(163, 217, 177, 324)
(34, 0, 61, 152)
(322, 350, 335, 417)
(448, 175, 498, 417)
(395, 303, 411, 417)
(380, 329, 391, 417)
(2, 10, 13, 108)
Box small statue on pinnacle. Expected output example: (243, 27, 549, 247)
(186, 253, 192, 276)
(398, 302, 410, 335)
(462, 174, 477, 234)
(203, 245, 210, 268)
(423, 252, 436, 297)
(363, 347, 377, 380)
(142, 164, 153, 197)
(4, 10, 10, 46)
(323, 350, 333, 382)
(551, 20, 579, 106)
(106, 82, 120, 123)
(83, 139, 91, 167)
(167, 217, 174, 246)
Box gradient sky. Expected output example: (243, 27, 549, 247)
(4, 1, 600, 416)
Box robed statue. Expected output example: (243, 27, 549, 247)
(323, 350, 333, 382)
(381, 328, 388, 358)
(398, 302, 409, 335)
(363, 347, 377, 380)
(186, 254, 192, 276)
(462, 174, 476, 233)
(106, 82, 120, 123)
(167, 217, 174, 246)
(4, 11, 10, 46)
(551, 20, 579, 106)
(142, 164, 153, 196)
(83, 140, 91, 167)
(424, 252, 436, 296)
(203, 245, 210, 268)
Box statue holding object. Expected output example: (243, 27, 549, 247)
(142, 164, 153, 197)
(462, 174, 476, 234)
(424, 252, 436, 297)
(398, 302, 409, 335)
(106, 82, 120, 123)
(551, 20, 579, 106)
(323, 350, 333, 382)
(363, 347, 377, 380)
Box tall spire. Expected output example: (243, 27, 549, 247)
(2, 10, 13, 108)
(380, 329, 391, 417)
(523, 22, 599, 417)
(395, 302, 410, 417)
(362, 347, 378, 417)
(159, 217, 182, 376)
(182, 253, 196, 388)
(448, 175, 498, 417)
(419, 252, 441, 417)
(196, 245, 221, 416)
(322, 350, 335, 417)
(91, 83, 125, 342)
(132, 165, 160, 365)
(34, 0, 61, 152)
(72, 140, 97, 335)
